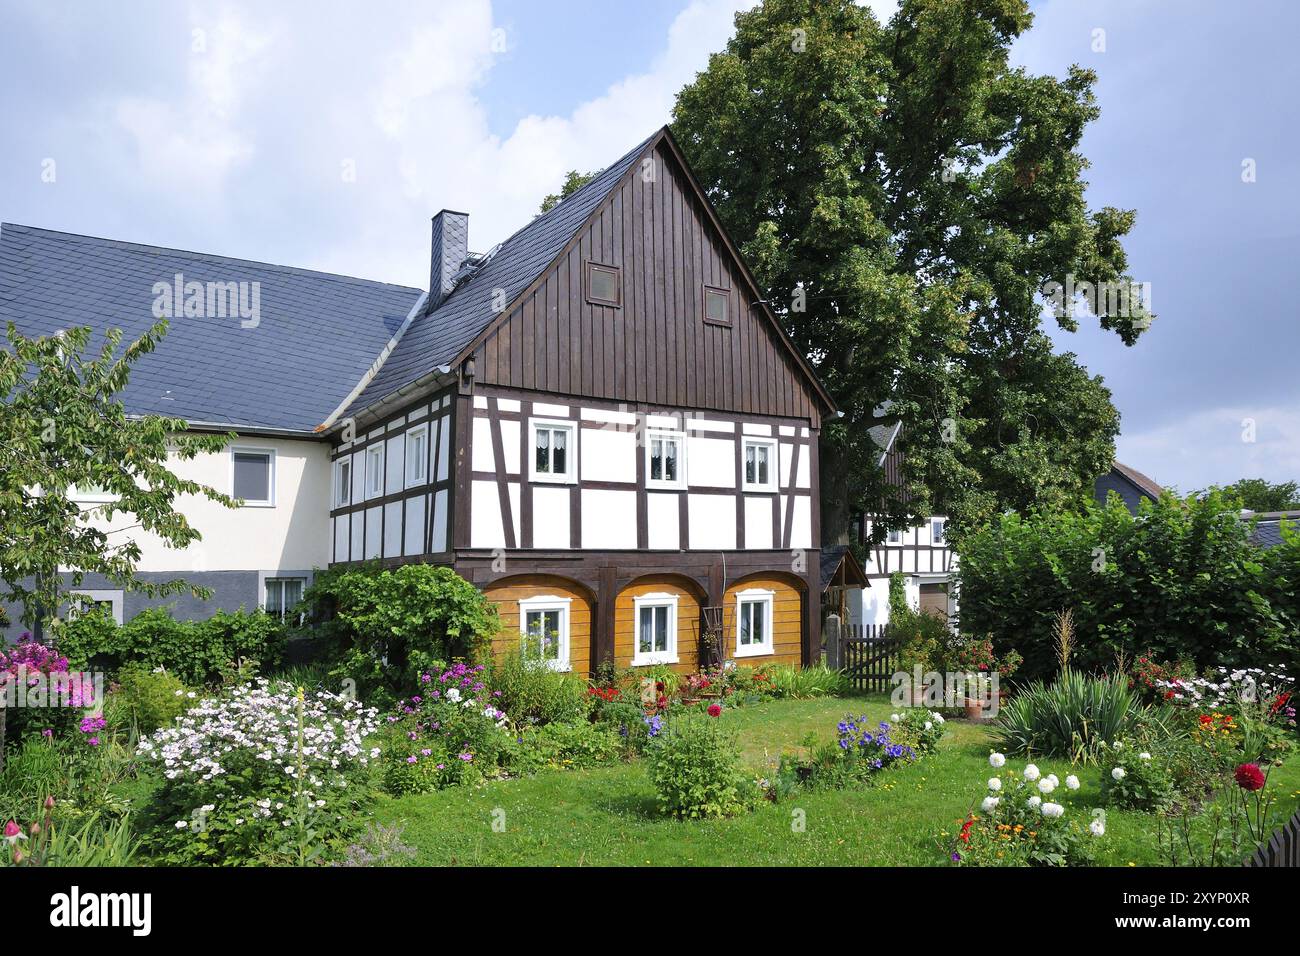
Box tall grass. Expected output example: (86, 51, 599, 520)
(766, 664, 848, 700)
(993, 671, 1171, 763)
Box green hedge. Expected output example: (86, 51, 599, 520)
(303, 563, 500, 703)
(54, 606, 287, 685)
(957, 491, 1300, 682)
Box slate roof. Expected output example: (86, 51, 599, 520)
(1111, 460, 1163, 500)
(820, 544, 868, 592)
(1246, 512, 1300, 549)
(352, 131, 657, 416)
(0, 223, 421, 432)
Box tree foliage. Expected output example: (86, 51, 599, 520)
(957, 491, 1300, 682)
(0, 321, 234, 628)
(671, 0, 1149, 542)
(1215, 478, 1300, 513)
(539, 169, 600, 213)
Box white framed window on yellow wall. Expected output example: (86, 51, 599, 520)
(735, 587, 775, 657)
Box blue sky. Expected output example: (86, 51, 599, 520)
(1, 0, 1296, 492)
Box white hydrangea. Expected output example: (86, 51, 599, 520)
(1027, 795, 1042, 808)
(987, 777, 1002, 792)
(1089, 818, 1106, 836)
(989, 752, 1006, 768)
(1065, 775, 1080, 791)
(1112, 767, 1126, 781)
(1040, 802, 1065, 818)
(1038, 777, 1056, 794)
(1023, 764, 1040, 781)
(981, 796, 1000, 813)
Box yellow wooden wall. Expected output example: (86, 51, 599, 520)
(721, 576, 803, 668)
(484, 575, 592, 676)
(613, 576, 703, 674)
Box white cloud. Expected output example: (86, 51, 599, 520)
(1120, 404, 1300, 491)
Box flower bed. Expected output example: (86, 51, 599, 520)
(136, 680, 379, 865)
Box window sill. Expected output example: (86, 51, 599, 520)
(645, 482, 686, 492)
(734, 645, 774, 659)
(631, 654, 679, 668)
(239, 501, 276, 508)
(529, 473, 577, 485)
(742, 485, 778, 495)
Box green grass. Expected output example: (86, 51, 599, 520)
(373, 695, 1300, 866)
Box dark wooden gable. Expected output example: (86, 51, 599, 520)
(466, 136, 827, 426)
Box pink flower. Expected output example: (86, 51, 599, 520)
(3, 820, 23, 844)
(707, 704, 722, 718)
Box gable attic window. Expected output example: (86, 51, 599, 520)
(585, 261, 621, 307)
(703, 286, 731, 327)
(232, 448, 274, 507)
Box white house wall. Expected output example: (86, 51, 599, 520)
(75, 436, 332, 574)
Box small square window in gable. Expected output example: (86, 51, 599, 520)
(703, 286, 731, 327)
(585, 261, 621, 307)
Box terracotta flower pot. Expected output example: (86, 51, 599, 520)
(964, 698, 985, 721)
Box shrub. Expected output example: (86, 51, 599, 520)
(952, 756, 1103, 866)
(304, 564, 500, 703)
(106, 664, 193, 737)
(593, 700, 655, 757)
(136, 681, 380, 865)
(487, 648, 590, 726)
(646, 711, 747, 819)
(890, 708, 947, 754)
(1098, 740, 1177, 811)
(958, 492, 1300, 682)
(993, 672, 1165, 762)
(379, 663, 511, 795)
(55, 607, 287, 685)
(0, 637, 97, 742)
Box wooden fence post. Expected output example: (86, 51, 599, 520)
(824, 614, 841, 670)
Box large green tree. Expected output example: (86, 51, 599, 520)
(1216, 478, 1300, 513)
(672, 0, 1150, 543)
(0, 321, 235, 632)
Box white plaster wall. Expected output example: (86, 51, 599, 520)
(646, 492, 679, 549)
(581, 489, 636, 549)
(686, 435, 734, 487)
(75, 437, 331, 573)
(744, 497, 774, 550)
(688, 494, 736, 549)
(531, 486, 570, 548)
(582, 428, 637, 483)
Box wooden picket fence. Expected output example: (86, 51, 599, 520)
(837, 623, 902, 694)
(1246, 807, 1300, 867)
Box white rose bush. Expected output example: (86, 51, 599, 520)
(136, 680, 380, 865)
(950, 755, 1104, 866)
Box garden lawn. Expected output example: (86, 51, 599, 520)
(374, 695, 1300, 866)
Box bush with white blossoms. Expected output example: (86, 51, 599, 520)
(136, 680, 380, 865)
(889, 708, 947, 754)
(1098, 737, 1177, 811)
(950, 756, 1101, 867)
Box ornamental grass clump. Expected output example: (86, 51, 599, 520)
(950, 755, 1102, 867)
(993, 671, 1164, 763)
(136, 680, 379, 865)
(646, 710, 747, 819)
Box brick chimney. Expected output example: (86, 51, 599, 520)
(429, 209, 469, 309)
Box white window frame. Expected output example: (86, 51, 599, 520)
(528, 417, 578, 484)
(263, 576, 307, 623)
(741, 437, 779, 492)
(887, 527, 903, 545)
(632, 592, 679, 666)
(230, 446, 275, 507)
(365, 443, 385, 499)
(931, 517, 946, 545)
(644, 429, 687, 490)
(333, 457, 352, 509)
(734, 587, 775, 658)
(404, 423, 430, 488)
(518, 594, 572, 672)
(67, 589, 124, 626)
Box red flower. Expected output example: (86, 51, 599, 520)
(1234, 763, 1266, 792)
(707, 703, 722, 717)
(958, 816, 976, 843)
(1271, 692, 1291, 715)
